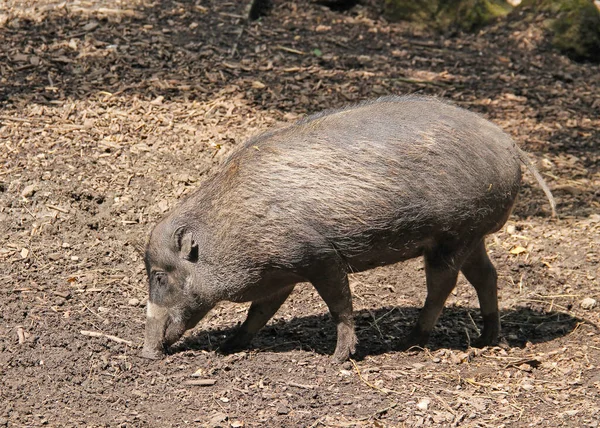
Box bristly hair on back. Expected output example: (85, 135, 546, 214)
(295, 94, 444, 125)
(236, 95, 444, 155)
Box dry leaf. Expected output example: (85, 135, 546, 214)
(510, 245, 527, 255)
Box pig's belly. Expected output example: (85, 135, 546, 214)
(342, 236, 432, 272)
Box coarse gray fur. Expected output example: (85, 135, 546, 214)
(141, 95, 556, 361)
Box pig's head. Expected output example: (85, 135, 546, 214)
(141, 218, 213, 359)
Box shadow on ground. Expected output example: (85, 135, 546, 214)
(172, 305, 582, 360)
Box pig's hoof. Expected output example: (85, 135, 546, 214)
(331, 348, 351, 363)
(331, 333, 358, 363)
(472, 333, 500, 348)
(141, 347, 164, 360)
(399, 331, 428, 351)
(398, 341, 424, 352)
(219, 333, 252, 354)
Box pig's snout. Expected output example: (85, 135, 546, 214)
(141, 323, 188, 360)
(141, 302, 180, 360)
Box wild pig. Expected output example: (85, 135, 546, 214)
(141, 95, 555, 361)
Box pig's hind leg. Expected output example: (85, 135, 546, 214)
(460, 240, 500, 347)
(401, 247, 461, 350)
(219, 286, 295, 353)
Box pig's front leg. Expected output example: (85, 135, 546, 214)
(309, 260, 357, 363)
(220, 285, 295, 353)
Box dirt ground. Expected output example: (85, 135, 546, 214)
(1, 0, 599, 426)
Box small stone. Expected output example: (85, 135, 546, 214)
(21, 184, 38, 198)
(48, 253, 62, 261)
(20, 248, 30, 259)
(128, 298, 140, 306)
(70, 256, 79, 261)
(98, 306, 109, 313)
(521, 382, 534, 391)
(277, 405, 290, 415)
(417, 397, 430, 411)
(580, 298, 597, 310)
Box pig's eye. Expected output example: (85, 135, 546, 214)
(153, 271, 168, 287)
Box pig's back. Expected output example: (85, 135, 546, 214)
(208, 96, 522, 263)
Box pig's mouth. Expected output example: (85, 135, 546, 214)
(141, 303, 188, 360)
(141, 304, 210, 360)
(141, 319, 187, 359)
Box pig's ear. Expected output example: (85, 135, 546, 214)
(177, 230, 199, 263)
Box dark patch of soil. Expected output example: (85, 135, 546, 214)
(1, 1, 599, 427)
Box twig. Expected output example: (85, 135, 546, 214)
(0, 115, 33, 123)
(80, 330, 133, 346)
(287, 381, 317, 390)
(184, 379, 217, 386)
(229, 18, 245, 57)
(464, 377, 492, 388)
(277, 45, 305, 55)
(467, 311, 481, 335)
(367, 308, 386, 340)
(47, 204, 69, 214)
(410, 41, 441, 48)
(80, 301, 106, 322)
(432, 392, 456, 416)
(219, 12, 245, 19)
(533, 293, 582, 299)
(350, 359, 402, 396)
(308, 416, 326, 428)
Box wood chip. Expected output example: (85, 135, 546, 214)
(17, 327, 26, 344)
